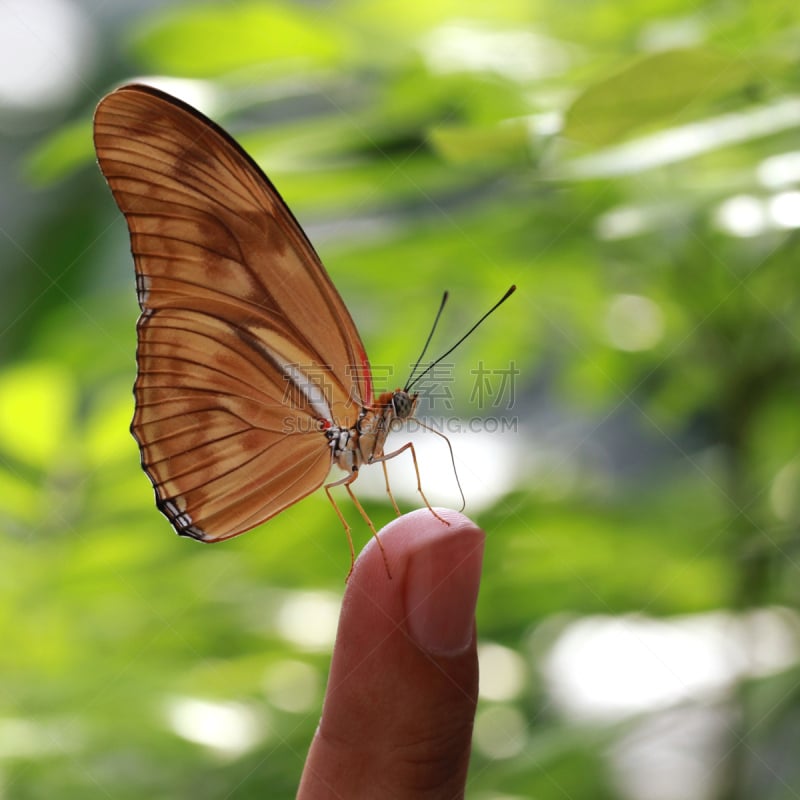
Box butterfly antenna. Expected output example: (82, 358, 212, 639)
(406, 285, 516, 392)
(404, 291, 449, 391)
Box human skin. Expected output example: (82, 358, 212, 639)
(298, 509, 485, 800)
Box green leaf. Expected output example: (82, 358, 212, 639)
(0, 363, 76, 468)
(428, 119, 532, 165)
(129, 2, 350, 76)
(25, 117, 94, 186)
(564, 48, 756, 146)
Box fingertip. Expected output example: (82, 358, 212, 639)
(389, 506, 482, 535)
(348, 508, 485, 657)
(403, 513, 484, 657)
(352, 507, 484, 580)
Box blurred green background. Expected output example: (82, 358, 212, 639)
(3, 1, 800, 798)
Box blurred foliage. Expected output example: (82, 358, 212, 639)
(2, 0, 800, 798)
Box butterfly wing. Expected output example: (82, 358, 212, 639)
(93, 84, 373, 540)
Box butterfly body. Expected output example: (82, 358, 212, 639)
(326, 388, 418, 474)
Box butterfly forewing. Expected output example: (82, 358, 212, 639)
(94, 84, 372, 540)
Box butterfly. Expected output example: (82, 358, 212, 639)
(93, 83, 514, 573)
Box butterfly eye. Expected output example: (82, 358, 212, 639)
(392, 390, 415, 420)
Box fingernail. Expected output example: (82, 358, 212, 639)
(405, 525, 485, 656)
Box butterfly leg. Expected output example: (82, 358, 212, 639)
(381, 460, 402, 517)
(324, 480, 357, 577)
(325, 470, 392, 580)
(378, 442, 450, 528)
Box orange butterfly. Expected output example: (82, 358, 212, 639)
(93, 84, 514, 573)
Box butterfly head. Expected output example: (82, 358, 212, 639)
(374, 389, 418, 424)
